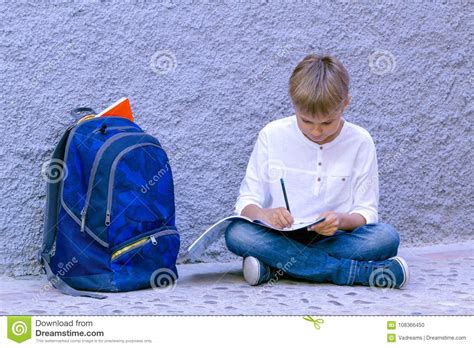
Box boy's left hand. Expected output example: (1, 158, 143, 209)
(308, 211, 341, 236)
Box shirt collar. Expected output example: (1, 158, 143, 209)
(292, 115, 348, 149)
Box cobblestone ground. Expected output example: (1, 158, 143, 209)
(1, 241, 473, 315)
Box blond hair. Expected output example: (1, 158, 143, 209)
(289, 54, 350, 117)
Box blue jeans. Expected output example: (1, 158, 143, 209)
(225, 221, 400, 286)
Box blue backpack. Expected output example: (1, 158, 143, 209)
(39, 108, 180, 298)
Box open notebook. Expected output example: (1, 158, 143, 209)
(177, 215, 325, 263)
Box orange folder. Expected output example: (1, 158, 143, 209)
(97, 97, 134, 122)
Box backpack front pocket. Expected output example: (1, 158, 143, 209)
(106, 143, 175, 247)
(110, 229, 180, 291)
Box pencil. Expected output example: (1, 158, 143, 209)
(280, 178, 291, 213)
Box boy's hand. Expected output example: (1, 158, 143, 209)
(259, 207, 294, 229)
(308, 211, 340, 236)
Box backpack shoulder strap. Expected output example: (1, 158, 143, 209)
(40, 125, 73, 258)
(38, 123, 106, 299)
(40, 255, 106, 299)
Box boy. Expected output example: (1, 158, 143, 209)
(225, 54, 409, 289)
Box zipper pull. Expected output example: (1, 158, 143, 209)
(80, 208, 86, 233)
(99, 124, 107, 135)
(150, 235, 158, 245)
(105, 210, 111, 226)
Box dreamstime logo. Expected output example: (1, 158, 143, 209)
(369, 268, 397, 291)
(140, 144, 188, 194)
(266, 258, 296, 287)
(150, 50, 177, 76)
(41, 158, 68, 183)
(140, 163, 170, 194)
(11, 321, 28, 336)
(259, 159, 287, 183)
(55, 257, 78, 278)
(368, 49, 396, 75)
(150, 268, 177, 292)
(7, 316, 32, 343)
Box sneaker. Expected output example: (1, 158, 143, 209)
(242, 256, 274, 286)
(357, 256, 410, 289)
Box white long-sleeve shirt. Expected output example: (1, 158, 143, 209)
(234, 115, 379, 225)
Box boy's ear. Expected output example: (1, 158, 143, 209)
(343, 95, 352, 109)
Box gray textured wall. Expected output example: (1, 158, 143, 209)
(1, 0, 472, 276)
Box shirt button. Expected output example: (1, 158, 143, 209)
(319, 146, 323, 150)
(342, 178, 346, 181)
(318, 162, 322, 166)
(317, 177, 321, 182)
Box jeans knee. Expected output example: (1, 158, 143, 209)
(377, 223, 400, 250)
(224, 220, 252, 254)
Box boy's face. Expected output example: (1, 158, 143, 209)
(295, 96, 351, 145)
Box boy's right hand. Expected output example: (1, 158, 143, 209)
(258, 207, 294, 229)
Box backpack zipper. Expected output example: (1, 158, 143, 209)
(92, 126, 138, 134)
(80, 208, 86, 233)
(110, 229, 177, 261)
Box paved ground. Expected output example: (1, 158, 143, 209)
(1, 241, 473, 315)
